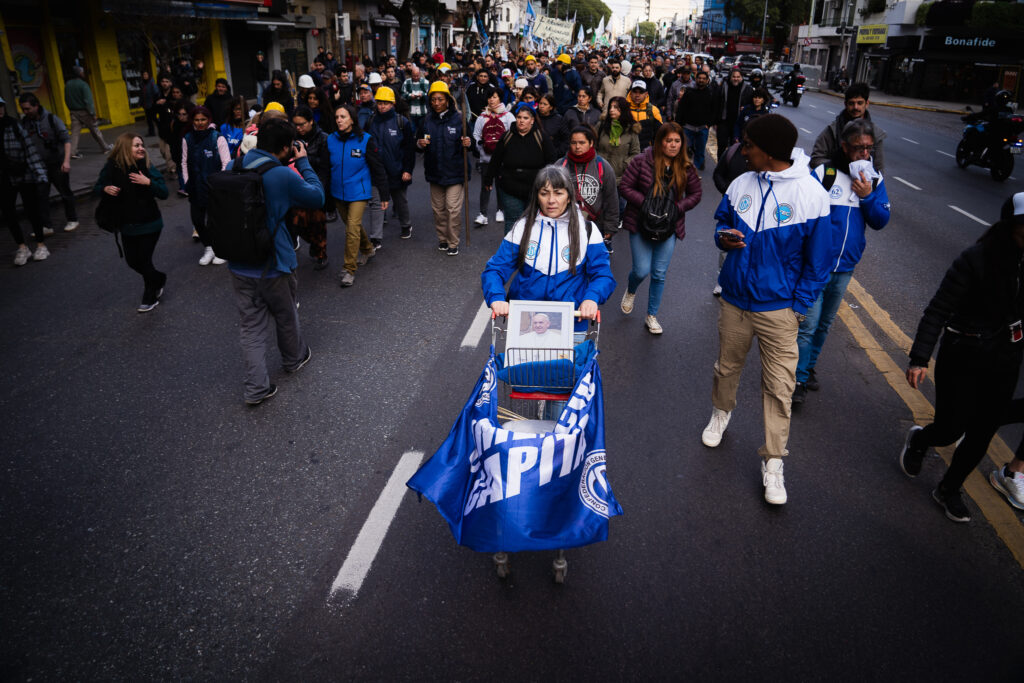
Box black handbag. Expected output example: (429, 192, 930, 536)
(94, 194, 121, 233)
(638, 183, 678, 242)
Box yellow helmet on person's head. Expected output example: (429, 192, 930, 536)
(556, 53, 571, 65)
(263, 101, 285, 114)
(375, 86, 396, 103)
(428, 81, 451, 96)
(438, 62, 452, 73)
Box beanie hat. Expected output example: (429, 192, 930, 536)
(744, 114, 798, 161)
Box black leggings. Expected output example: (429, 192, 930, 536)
(912, 332, 1023, 491)
(190, 202, 210, 246)
(0, 181, 46, 244)
(122, 231, 166, 298)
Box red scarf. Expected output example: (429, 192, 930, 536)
(566, 147, 596, 164)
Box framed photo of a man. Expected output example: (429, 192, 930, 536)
(506, 300, 575, 350)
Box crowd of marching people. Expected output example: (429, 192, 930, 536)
(2, 43, 1021, 519)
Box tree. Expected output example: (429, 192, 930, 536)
(637, 21, 658, 42)
(554, 0, 613, 32)
(723, 0, 811, 57)
(378, 0, 445, 61)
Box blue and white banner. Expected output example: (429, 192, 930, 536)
(407, 353, 622, 553)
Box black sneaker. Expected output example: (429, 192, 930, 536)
(932, 486, 971, 523)
(288, 347, 312, 373)
(371, 238, 383, 250)
(401, 226, 412, 239)
(806, 368, 820, 391)
(326, 212, 338, 223)
(246, 384, 278, 406)
(899, 425, 926, 477)
(792, 382, 808, 405)
(447, 245, 460, 256)
(314, 257, 329, 270)
(603, 237, 614, 254)
(438, 242, 448, 251)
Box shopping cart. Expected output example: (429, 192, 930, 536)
(489, 307, 601, 583)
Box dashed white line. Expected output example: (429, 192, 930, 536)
(330, 450, 425, 600)
(901, 137, 919, 145)
(827, 110, 837, 115)
(460, 301, 491, 348)
(948, 205, 990, 226)
(936, 149, 956, 158)
(893, 176, 922, 190)
(799, 127, 813, 134)
(808, 104, 818, 109)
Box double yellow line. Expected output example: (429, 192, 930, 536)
(838, 278, 1024, 568)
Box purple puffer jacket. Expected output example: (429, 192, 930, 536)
(620, 147, 702, 239)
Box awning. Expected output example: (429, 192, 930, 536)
(373, 16, 401, 27)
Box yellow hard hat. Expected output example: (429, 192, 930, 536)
(263, 101, 285, 114)
(375, 86, 396, 103)
(428, 81, 450, 96)
(557, 53, 571, 65)
(524, 55, 536, 62)
(438, 62, 452, 73)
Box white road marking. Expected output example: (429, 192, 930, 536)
(329, 451, 425, 600)
(827, 110, 837, 115)
(460, 301, 491, 348)
(893, 176, 922, 191)
(799, 127, 813, 134)
(808, 104, 818, 108)
(936, 149, 956, 158)
(901, 137, 919, 145)
(948, 205, 990, 226)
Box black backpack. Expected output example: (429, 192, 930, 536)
(638, 183, 678, 242)
(205, 158, 276, 265)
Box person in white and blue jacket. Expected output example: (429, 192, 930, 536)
(702, 114, 832, 507)
(793, 118, 890, 405)
(482, 165, 615, 332)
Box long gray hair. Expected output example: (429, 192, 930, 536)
(517, 165, 584, 275)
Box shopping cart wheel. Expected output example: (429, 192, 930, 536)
(552, 552, 567, 584)
(493, 552, 510, 579)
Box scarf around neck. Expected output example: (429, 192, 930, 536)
(567, 147, 596, 164)
(609, 119, 623, 146)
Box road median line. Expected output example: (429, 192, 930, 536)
(838, 288, 1024, 568)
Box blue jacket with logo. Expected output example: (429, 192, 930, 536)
(714, 149, 833, 314)
(481, 208, 616, 330)
(327, 130, 390, 202)
(811, 163, 890, 273)
(416, 100, 470, 186)
(366, 108, 416, 188)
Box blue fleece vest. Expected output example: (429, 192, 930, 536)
(328, 131, 372, 202)
(184, 129, 221, 205)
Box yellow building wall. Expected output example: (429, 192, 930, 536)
(40, 3, 70, 123)
(84, 0, 133, 127)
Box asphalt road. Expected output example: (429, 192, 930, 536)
(2, 91, 1022, 681)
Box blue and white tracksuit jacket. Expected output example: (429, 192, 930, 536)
(811, 164, 891, 273)
(714, 149, 833, 315)
(482, 209, 616, 330)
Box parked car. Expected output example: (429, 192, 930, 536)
(766, 62, 795, 87)
(718, 55, 737, 72)
(735, 54, 762, 76)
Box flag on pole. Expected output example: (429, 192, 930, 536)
(596, 15, 605, 36)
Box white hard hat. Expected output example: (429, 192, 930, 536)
(297, 74, 315, 89)
(368, 72, 383, 85)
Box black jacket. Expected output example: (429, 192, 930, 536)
(483, 126, 556, 199)
(675, 84, 717, 127)
(910, 230, 1024, 367)
(538, 111, 570, 158)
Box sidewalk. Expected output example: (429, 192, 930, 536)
(49, 121, 170, 202)
(817, 88, 973, 115)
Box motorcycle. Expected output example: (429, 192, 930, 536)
(781, 73, 806, 107)
(955, 107, 1024, 182)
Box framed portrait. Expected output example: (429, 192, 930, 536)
(506, 300, 575, 351)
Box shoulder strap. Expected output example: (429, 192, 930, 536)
(597, 160, 604, 184)
(821, 166, 838, 191)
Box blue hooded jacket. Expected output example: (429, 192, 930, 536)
(366, 108, 416, 188)
(714, 149, 833, 314)
(481, 208, 616, 330)
(811, 163, 890, 273)
(417, 96, 470, 186)
(228, 149, 324, 277)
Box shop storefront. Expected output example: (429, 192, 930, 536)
(917, 28, 1022, 105)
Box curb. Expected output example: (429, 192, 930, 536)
(820, 89, 967, 115)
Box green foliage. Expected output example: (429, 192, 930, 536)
(637, 21, 658, 41)
(864, 0, 886, 15)
(722, 0, 811, 57)
(915, 1, 932, 25)
(970, 1, 1024, 30)
(556, 0, 613, 32)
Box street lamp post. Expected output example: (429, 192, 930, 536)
(759, 0, 769, 63)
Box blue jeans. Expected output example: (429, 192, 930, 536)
(796, 270, 854, 383)
(497, 189, 527, 235)
(627, 231, 676, 316)
(684, 127, 709, 169)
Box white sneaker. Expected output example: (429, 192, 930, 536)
(990, 466, 1024, 510)
(32, 243, 49, 261)
(42, 227, 54, 236)
(474, 213, 488, 225)
(211, 255, 226, 265)
(13, 245, 31, 266)
(198, 246, 215, 265)
(495, 210, 505, 223)
(645, 315, 663, 334)
(701, 407, 732, 447)
(620, 289, 635, 314)
(64, 221, 79, 232)
(712, 284, 722, 296)
(762, 458, 787, 504)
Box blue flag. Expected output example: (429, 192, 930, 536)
(407, 353, 622, 553)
